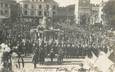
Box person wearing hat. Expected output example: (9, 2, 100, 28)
(32, 48, 39, 68)
(49, 48, 55, 63)
(0, 43, 12, 71)
(57, 44, 64, 65)
(39, 47, 45, 65)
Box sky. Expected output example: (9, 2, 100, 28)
(54, 0, 109, 7)
(17, 0, 109, 7)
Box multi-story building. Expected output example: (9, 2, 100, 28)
(56, 4, 75, 23)
(0, 0, 17, 22)
(18, 0, 58, 23)
(78, 0, 91, 25)
(75, 0, 106, 25)
(105, 0, 115, 28)
(90, 1, 107, 25)
(90, 4, 100, 24)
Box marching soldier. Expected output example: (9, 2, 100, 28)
(39, 47, 45, 64)
(49, 48, 55, 63)
(57, 44, 64, 64)
(32, 44, 39, 68)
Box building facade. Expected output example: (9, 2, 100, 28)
(90, 4, 100, 24)
(56, 5, 75, 22)
(0, 0, 16, 22)
(90, 1, 107, 25)
(78, 0, 91, 25)
(105, 0, 115, 28)
(75, 0, 107, 25)
(18, 0, 58, 22)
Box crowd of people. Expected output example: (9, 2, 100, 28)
(0, 39, 65, 70)
(0, 19, 113, 72)
(0, 39, 114, 72)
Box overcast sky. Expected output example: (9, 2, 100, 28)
(54, 0, 109, 7)
(17, 0, 109, 7)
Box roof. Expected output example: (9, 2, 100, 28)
(57, 4, 75, 16)
(45, 0, 58, 4)
(19, 0, 58, 5)
(0, 0, 15, 2)
(0, 0, 16, 4)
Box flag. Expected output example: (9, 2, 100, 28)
(84, 52, 98, 69)
(109, 52, 115, 63)
(94, 51, 114, 72)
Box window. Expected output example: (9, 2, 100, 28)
(5, 10, 8, 15)
(39, 5, 42, 9)
(31, 11, 35, 16)
(44, 11, 49, 16)
(5, 4, 8, 8)
(46, 5, 49, 10)
(38, 11, 42, 16)
(24, 10, 28, 15)
(31, 4, 34, 9)
(1, 3, 3, 8)
(53, 11, 56, 15)
(24, 4, 28, 8)
(47, 11, 49, 16)
(44, 11, 47, 16)
(53, 5, 56, 9)
(0, 10, 4, 15)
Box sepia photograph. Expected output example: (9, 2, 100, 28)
(0, 0, 115, 72)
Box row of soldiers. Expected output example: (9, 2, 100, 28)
(3, 38, 109, 58)
(32, 41, 64, 68)
(1, 38, 109, 65)
(16, 38, 108, 59)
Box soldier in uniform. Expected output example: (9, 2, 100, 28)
(57, 44, 64, 64)
(49, 48, 55, 63)
(32, 44, 39, 68)
(39, 44, 45, 65)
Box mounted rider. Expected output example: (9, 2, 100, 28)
(0, 43, 12, 71)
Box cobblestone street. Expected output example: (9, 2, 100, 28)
(13, 63, 81, 72)
(13, 58, 84, 72)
